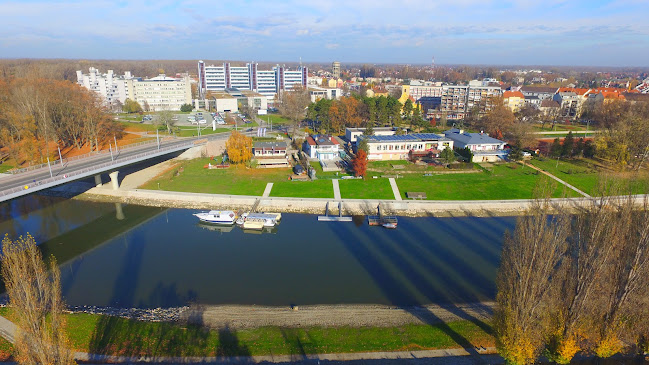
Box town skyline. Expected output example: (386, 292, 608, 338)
(1, 0, 648, 67)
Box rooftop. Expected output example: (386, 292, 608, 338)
(361, 133, 450, 143)
(444, 129, 505, 146)
(253, 141, 287, 149)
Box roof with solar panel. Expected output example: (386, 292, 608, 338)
(360, 133, 450, 142)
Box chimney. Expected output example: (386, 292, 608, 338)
(480, 130, 483, 135)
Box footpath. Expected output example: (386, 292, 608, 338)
(521, 162, 591, 198)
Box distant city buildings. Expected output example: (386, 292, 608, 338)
(332, 61, 341, 78)
(197, 61, 308, 101)
(76, 68, 191, 111)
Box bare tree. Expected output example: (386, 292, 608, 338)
(156, 110, 176, 134)
(276, 86, 310, 137)
(1, 234, 75, 365)
(495, 198, 570, 365)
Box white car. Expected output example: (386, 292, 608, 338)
(198, 119, 207, 124)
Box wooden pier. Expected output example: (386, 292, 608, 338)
(318, 201, 353, 222)
(368, 204, 398, 228)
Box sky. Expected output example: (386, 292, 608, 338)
(0, 0, 648, 67)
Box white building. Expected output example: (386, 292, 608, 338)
(77, 68, 192, 111)
(443, 129, 507, 162)
(76, 68, 134, 107)
(198, 61, 308, 101)
(359, 133, 453, 161)
(308, 86, 342, 102)
(345, 127, 397, 143)
(303, 135, 341, 160)
(132, 74, 192, 111)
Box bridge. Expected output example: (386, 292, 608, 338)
(0, 131, 249, 203)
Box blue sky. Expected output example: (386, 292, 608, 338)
(0, 0, 648, 66)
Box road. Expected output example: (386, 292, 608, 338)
(0, 130, 253, 201)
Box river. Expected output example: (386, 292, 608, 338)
(0, 194, 515, 308)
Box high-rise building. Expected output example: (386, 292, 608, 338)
(197, 61, 308, 101)
(332, 61, 341, 78)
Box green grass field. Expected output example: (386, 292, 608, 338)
(396, 163, 575, 200)
(141, 158, 292, 195)
(0, 307, 494, 357)
(338, 178, 395, 200)
(175, 127, 230, 137)
(528, 158, 649, 196)
(0, 164, 14, 173)
(261, 114, 291, 125)
(270, 179, 334, 198)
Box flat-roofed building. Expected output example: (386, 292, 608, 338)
(132, 74, 192, 111)
(444, 128, 507, 162)
(308, 86, 342, 102)
(345, 127, 397, 143)
(359, 133, 453, 161)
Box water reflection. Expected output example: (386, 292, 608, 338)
(52, 208, 514, 308)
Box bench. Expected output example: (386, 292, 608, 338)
(406, 192, 427, 200)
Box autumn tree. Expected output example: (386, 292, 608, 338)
(225, 130, 252, 164)
(352, 149, 368, 177)
(495, 199, 570, 365)
(1, 234, 75, 365)
(122, 98, 142, 113)
(478, 99, 516, 140)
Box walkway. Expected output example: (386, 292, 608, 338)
(522, 162, 591, 198)
(262, 182, 274, 198)
(389, 178, 402, 201)
(333, 179, 341, 200)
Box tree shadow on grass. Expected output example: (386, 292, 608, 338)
(87, 314, 211, 357)
(215, 325, 250, 358)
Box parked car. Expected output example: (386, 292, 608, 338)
(198, 119, 207, 124)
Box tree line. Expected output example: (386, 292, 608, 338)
(496, 193, 649, 364)
(0, 77, 121, 166)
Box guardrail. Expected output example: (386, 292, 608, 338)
(7, 137, 176, 175)
(0, 141, 194, 199)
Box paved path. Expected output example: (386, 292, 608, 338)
(333, 179, 341, 200)
(389, 178, 402, 201)
(263, 182, 274, 198)
(522, 162, 591, 198)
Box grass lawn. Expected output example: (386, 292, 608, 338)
(270, 179, 334, 198)
(175, 127, 230, 137)
(0, 308, 494, 357)
(261, 114, 291, 125)
(120, 121, 158, 133)
(396, 163, 575, 200)
(309, 161, 352, 179)
(531, 124, 590, 132)
(0, 164, 14, 173)
(338, 178, 395, 200)
(528, 158, 649, 196)
(141, 158, 292, 195)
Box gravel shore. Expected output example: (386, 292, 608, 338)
(180, 303, 495, 329)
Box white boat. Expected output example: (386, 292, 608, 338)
(261, 212, 282, 221)
(237, 212, 278, 228)
(243, 217, 265, 230)
(193, 210, 237, 224)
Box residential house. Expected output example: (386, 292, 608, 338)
(503, 91, 525, 112)
(303, 135, 341, 160)
(253, 141, 290, 168)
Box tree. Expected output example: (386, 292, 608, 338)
(1, 234, 75, 365)
(363, 123, 374, 136)
(156, 110, 176, 134)
(352, 149, 368, 177)
(357, 138, 369, 154)
(478, 100, 516, 140)
(495, 199, 570, 365)
(122, 98, 142, 114)
(180, 103, 193, 112)
(550, 138, 562, 158)
(143, 100, 151, 113)
(276, 86, 310, 137)
(225, 130, 252, 164)
(402, 99, 413, 123)
(440, 147, 456, 164)
(562, 131, 575, 157)
(509, 147, 524, 161)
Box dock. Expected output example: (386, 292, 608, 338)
(318, 201, 353, 222)
(368, 204, 398, 228)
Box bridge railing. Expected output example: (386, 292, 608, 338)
(7, 136, 177, 175)
(0, 141, 195, 199)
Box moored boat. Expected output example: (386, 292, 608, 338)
(243, 217, 265, 230)
(193, 210, 237, 224)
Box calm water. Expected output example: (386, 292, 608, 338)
(1, 194, 515, 308)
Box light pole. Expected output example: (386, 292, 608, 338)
(109, 143, 114, 161)
(57, 146, 63, 165)
(47, 157, 53, 178)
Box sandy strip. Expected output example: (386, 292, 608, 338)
(180, 303, 495, 329)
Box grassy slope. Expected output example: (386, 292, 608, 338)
(529, 158, 649, 196)
(0, 308, 494, 357)
(396, 163, 575, 200)
(270, 179, 334, 198)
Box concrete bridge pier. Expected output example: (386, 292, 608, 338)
(94, 174, 102, 187)
(115, 203, 125, 220)
(109, 171, 120, 190)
